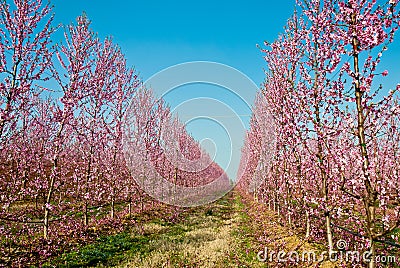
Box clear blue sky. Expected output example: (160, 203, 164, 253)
(50, 0, 297, 180)
(51, 0, 400, 180)
(52, 0, 296, 83)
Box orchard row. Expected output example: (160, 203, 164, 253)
(237, 1, 400, 267)
(0, 0, 228, 265)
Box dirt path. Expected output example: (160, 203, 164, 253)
(51, 192, 337, 267)
(119, 192, 263, 268)
(119, 192, 337, 268)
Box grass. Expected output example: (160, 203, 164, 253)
(43, 232, 152, 267)
(121, 192, 253, 268)
(44, 192, 265, 267)
(44, 192, 363, 267)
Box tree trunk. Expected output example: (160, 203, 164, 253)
(84, 146, 94, 226)
(43, 121, 65, 239)
(325, 213, 334, 253)
(44, 162, 57, 239)
(351, 20, 377, 266)
(43, 207, 50, 239)
(322, 163, 334, 253)
(306, 211, 310, 238)
(315, 105, 334, 253)
(128, 198, 132, 218)
(110, 196, 115, 219)
(368, 237, 376, 268)
(84, 202, 88, 226)
(58, 191, 62, 205)
(174, 167, 178, 203)
(35, 194, 38, 210)
(277, 203, 280, 217)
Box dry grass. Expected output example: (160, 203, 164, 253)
(242, 195, 340, 268)
(121, 200, 244, 268)
(119, 193, 341, 268)
(52, 192, 345, 267)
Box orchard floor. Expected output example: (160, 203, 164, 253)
(53, 192, 337, 268)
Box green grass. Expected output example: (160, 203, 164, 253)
(44, 193, 268, 268)
(229, 194, 264, 267)
(44, 232, 154, 267)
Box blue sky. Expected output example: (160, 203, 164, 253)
(51, 0, 297, 180)
(51, 0, 400, 180)
(52, 0, 295, 84)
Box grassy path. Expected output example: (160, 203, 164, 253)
(119, 192, 262, 267)
(50, 192, 336, 267)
